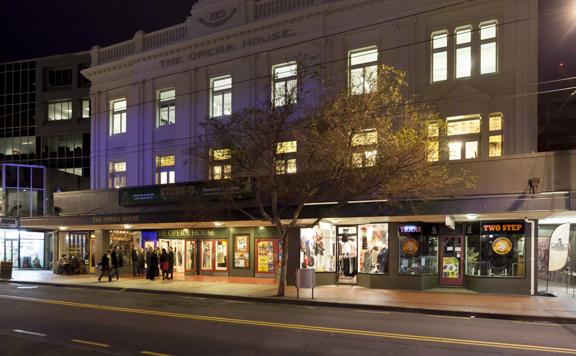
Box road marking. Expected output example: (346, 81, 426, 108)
(70, 339, 110, 348)
(141, 351, 173, 356)
(13, 329, 46, 337)
(355, 310, 391, 315)
(17, 286, 38, 289)
(512, 321, 563, 327)
(1, 294, 575, 355)
(427, 314, 472, 320)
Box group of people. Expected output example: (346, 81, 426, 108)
(98, 245, 175, 282)
(57, 254, 85, 275)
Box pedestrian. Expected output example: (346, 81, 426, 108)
(110, 246, 120, 281)
(148, 248, 158, 281)
(160, 248, 169, 280)
(155, 247, 161, 277)
(98, 251, 110, 282)
(137, 247, 145, 276)
(168, 246, 175, 280)
(131, 247, 139, 276)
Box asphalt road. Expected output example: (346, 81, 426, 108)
(0, 283, 575, 356)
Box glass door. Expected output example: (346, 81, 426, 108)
(440, 236, 464, 286)
(5, 240, 19, 267)
(185, 240, 197, 274)
(337, 226, 358, 284)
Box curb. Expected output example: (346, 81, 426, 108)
(2, 278, 575, 325)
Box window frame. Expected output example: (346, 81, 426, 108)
(488, 113, 503, 157)
(445, 115, 481, 161)
(275, 141, 297, 175)
(155, 154, 176, 184)
(431, 30, 449, 83)
(454, 25, 473, 79)
(109, 98, 127, 136)
(480, 20, 498, 75)
(351, 129, 378, 168)
(47, 100, 73, 121)
(210, 75, 232, 118)
(209, 148, 232, 180)
(272, 62, 298, 107)
(348, 46, 379, 95)
(81, 98, 90, 119)
(157, 89, 176, 127)
(108, 161, 127, 189)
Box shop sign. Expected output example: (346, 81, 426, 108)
(0, 217, 18, 228)
(445, 215, 456, 230)
(492, 237, 513, 255)
(157, 228, 228, 239)
(401, 238, 419, 255)
(481, 222, 524, 234)
(399, 224, 421, 234)
(91, 215, 141, 224)
(119, 180, 254, 206)
(548, 223, 570, 272)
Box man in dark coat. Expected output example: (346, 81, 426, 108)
(98, 251, 110, 282)
(131, 247, 139, 276)
(148, 249, 158, 281)
(110, 246, 120, 281)
(168, 247, 175, 280)
(137, 248, 145, 276)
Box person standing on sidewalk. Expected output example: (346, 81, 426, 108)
(110, 246, 120, 281)
(137, 247, 145, 277)
(131, 247, 139, 276)
(168, 246, 175, 280)
(148, 248, 158, 280)
(98, 251, 110, 282)
(160, 248, 169, 280)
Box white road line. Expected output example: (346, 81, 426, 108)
(355, 310, 391, 314)
(70, 339, 110, 348)
(511, 321, 563, 327)
(13, 329, 47, 337)
(17, 286, 38, 289)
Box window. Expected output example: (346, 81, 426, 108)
(210, 75, 232, 118)
(275, 141, 297, 174)
(81, 99, 90, 119)
(446, 115, 480, 160)
(47, 101, 72, 121)
(155, 155, 175, 184)
(427, 122, 440, 162)
(349, 47, 378, 95)
(455, 26, 472, 78)
(359, 224, 389, 274)
(466, 222, 525, 278)
(108, 161, 126, 189)
(47, 68, 72, 88)
(431, 31, 448, 82)
(351, 130, 377, 167)
(480, 21, 498, 74)
(209, 148, 231, 180)
(157, 89, 176, 127)
(488, 113, 503, 157)
(398, 226, 438, 275)
(109, 99, 127, 135)
(300, 222, 337, 272)
(272, 62, 297, 107)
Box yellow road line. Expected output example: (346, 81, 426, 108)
(70, 338, 109, 348)
(141, 351, 173, 356)
(1, 294, 574, 355)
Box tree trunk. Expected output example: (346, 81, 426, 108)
(276, 230, 289, 297)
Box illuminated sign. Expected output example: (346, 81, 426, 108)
(492, 237, 513, 255)
(399, 225, 421, 234)
(481, 222, 524, 234)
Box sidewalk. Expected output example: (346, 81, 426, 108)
(3, 270, 576, 324)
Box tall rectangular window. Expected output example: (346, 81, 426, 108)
(81, 99, 90, 119)
(455, 26, 472, 78)
(157, 89, 176, 127)
(210, 75, 232, 118)
(275, 141, 297, 174)
(155, 155, 175, 184)
(272, 62, 297, 107)
(109, 99, 127, 135)
(431, 31, 448, 82)
(108, 161, 126, 189)
(47, 100, 72, 121)
(446, 115, 481, 160)
(351, 130, 378, 167)
(488, 113, 503, 157)
(349, 47, 378, 95)
(480, 21, 498, 74)
(427, 122, 440, 162)
(209, 148, 232, 180)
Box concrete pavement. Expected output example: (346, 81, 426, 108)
(2, 269, 576, 324)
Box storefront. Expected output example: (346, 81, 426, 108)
(0, 229, 47, 269)
(110, 230, 141, 267)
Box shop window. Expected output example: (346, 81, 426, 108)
(489, 113, 503, 157)
(81, 99, 90, 119)
(455, 26, 472, 78)
(351, 129, 377, 167)
(110, 230, 136, 267)
(209, 148, 232, 180)
(480, 20, 498, 74)
(446, 115, 480, 160)
(109, 98, 127, 135)
(155, 154, 175, 184)
(349, 46, 378, 95)
(108, 161, 126, 189)
(47, 100, 72, 121)
(300, 222, 336, 272)
(19, 231, 45, 269)
(431, 31, 448, 82)
(398, 225, 438, 275)
(275, 141, 297, 174)
(157, 89, 176, 127)
(358, 224, 389, 274)
(210, 75, 232, 118)
(201, 240, 228, 271)
(272, 62, 297, 107)
(466, 222, 525, 277)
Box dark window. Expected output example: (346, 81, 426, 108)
(46, 68, 72, 88)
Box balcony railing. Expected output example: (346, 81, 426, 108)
(254, 0, 318, 20)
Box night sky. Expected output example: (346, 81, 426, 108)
(0, 0, 198, 63)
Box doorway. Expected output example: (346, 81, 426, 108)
(439, 236, 464, 286)
(158, 239, 186, 273)
(337, 226, 358, 284)
(4, 239, 19, 267)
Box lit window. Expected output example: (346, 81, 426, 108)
(272, 62, 297, 107)
(447, 117, 481, 136)
(431, 31, 448, 82)
(81, 99, 90, 119)
(48, 101, 72, 121)
(349, 47, 378, 95)
(211, 75, 232, 118)
(157, 89, 176, 127)
(427, 122, 440, 162)
(448, 141, 462, 160)
(276, 141, 297, 154)
(489, 112, 503, 157)
(465, 141, 478, 159)
(109, 99, 127, 135)
(446, 115, 481, 160)
(155, 155, 175, 184)
(455, 26, 472, 78)
(480, 21, 498, 74)
(275, 141, 297, 174)
(209, 148, 232, 180)
(109, 161, 126, 188)
(351, 130, 378, 167)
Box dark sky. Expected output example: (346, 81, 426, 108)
(0, 0, 198, 62)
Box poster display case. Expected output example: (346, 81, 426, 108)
(233, 234, 250, 269)
(256, 239, 279, 274)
